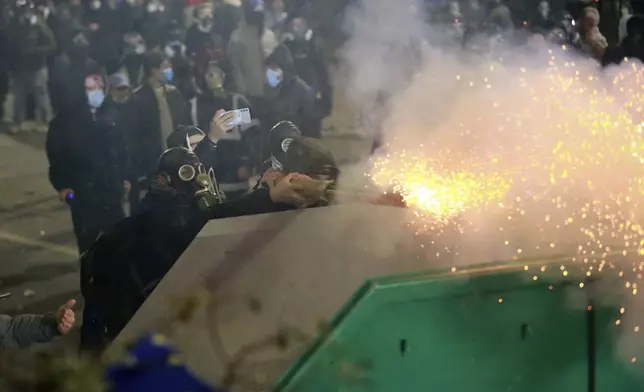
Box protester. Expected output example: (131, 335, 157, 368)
(603, 15, 644, 67)
(164, 23, 195, 100)
(125, 51, 187, 210)
(619, 1, 633, 43)
(264, 0, 287, 36)
(530, 0, 556, 34)
(0, 299, 76, 349)
(46, 74, 129, 253)
(262, 44, 316, 137)
(49, 29, 102, 113)
(283, 17, 332, 138)
(228, 0, 277, 97)
(577, 6, 608, 60)
(84, 0, 122, 66)
(111, 32, 147, 88)
(9, 5, 56, 133)
(185, 3, 214, 58)
(80, 145, 311, 349)
(212, 0, 242, 46)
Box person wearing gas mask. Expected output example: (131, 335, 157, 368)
(126, 51, 188, 209)
(79, 144, 310, 350)
(175, 84, 257, 199)
(228, 0, 278, 98)
(46, 74, 130, 254)
(109, 32, 147, 88)
(261, 44, 316, 137)
(49, 29, 102, 113)
(283, 17, 331, 138)
(8, 4, 56, 133)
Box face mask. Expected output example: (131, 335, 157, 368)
(134, 44, 146, 55)
(90, 0, 102, 10)
(162, 67, 174, 83)
(147, 2, 164, 13)
(266, 68, 282, 88)
(87, 90, 105, 108)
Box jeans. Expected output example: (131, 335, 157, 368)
(12, 67, 53, 124)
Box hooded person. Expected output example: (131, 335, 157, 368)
(261, 45, 317, 137)
(79, 145, 311, 350)
(49, 28, 103, 113)
(46, 73, 129, 253)
(109, 31, 147, 88)
(603, 15, 644, 67)
(227, 0, 277, 97)
(283, 17, 332, 138)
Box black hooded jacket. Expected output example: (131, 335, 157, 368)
(260, 45, 316, 135)
(81, 183, 288, 341)
(46, 101, 128, 203)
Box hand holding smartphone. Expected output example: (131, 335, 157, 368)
(222, 108, 252, 127)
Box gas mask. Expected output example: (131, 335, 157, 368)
(156, 147, 224, 211)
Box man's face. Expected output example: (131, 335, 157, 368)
(85, 74, 105, 95)
(153, 60, 172, 81)
(110, 86, 131, 103)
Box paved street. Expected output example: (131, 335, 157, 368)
(0, 127, 371, 346)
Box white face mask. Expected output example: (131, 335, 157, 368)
(90, 0, 102, 10)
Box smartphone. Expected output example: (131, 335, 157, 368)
(225, 108, 252, 127)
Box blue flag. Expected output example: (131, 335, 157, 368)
(106, 333, 223, 392)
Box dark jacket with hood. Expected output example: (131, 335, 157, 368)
(46, 99, 128, 203)
(80, 182, 288, 345)
(284, 36, 332, 119)
(126, 83, 188, 181)
(261, 45, 316, 135)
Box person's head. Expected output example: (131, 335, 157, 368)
(242, 0, 265, 30)
(107, 73, 132, 104)
(70, 30, 90, 53)
(581, 6, 600, 32)
(282, 136, 340, 182)
(194, 3, 213, 28)
(264, 45, 294, 88)
(204, 61, 226, 91)
(622, 1, 633, 18)
(85, 74, 106, 109)
(143, 51, 172, 84)
(626, 15, 644, 43)
(538, 0, 549, 17)
(124, 32, 146, 55)
(266, 0, 284, 12)
(155, 147, 219, 202)
(268, 121, 301, 170)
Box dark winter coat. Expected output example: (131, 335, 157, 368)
(261, 45, 316, 135)
(81, 185, 286, 341)
(125, 83, 188, 180)
(46, 104, 128, 203)
(284, 37, 332, 118)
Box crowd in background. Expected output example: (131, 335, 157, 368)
(0, 0, 333, 254)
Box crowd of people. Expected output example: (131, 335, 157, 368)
(0, 0, 333, 254)
(1, 0, 644, 353)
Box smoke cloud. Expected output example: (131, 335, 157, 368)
(337, 0, 644, 370)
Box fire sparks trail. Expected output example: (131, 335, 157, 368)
(366, 46, 644, 363)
